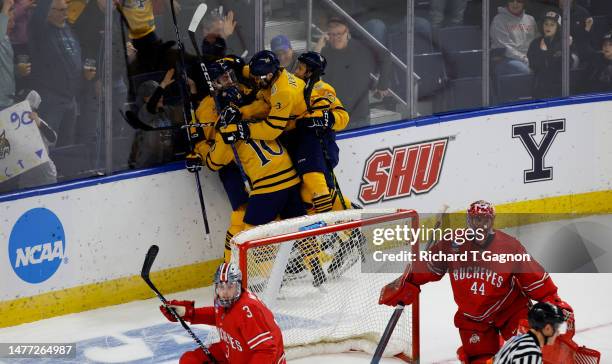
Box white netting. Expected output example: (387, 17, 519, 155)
(229, 209, 419, 361)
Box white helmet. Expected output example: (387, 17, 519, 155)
(214, 262, 243, 308)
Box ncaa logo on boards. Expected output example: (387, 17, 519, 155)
(359, 138, 449, 205)
(8, 208, 66, 284)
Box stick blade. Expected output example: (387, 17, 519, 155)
(141, 245, 160, 280)
(188, 3, 208, 33)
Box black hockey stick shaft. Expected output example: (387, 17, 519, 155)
(168, 0, 210, 235)
(140, 245, 218, 363)
(371, 303, 405, 364)
(186, 17, 252, 193)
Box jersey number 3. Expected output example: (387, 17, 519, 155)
(247, 140, 284, 166)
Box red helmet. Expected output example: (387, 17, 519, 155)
(467, 200, 495, 219)
(467, 200, 495, 238)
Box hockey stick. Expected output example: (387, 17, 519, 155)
(186, 4, 252, 193)
(371, 205, 449, 363)
(141, 245, 218, 363)
(167, 0, 211, 234)
(371, 303, 405, 364)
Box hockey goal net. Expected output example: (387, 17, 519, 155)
(230, 208, 420, 361)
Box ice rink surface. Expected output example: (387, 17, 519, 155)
(1, 214, 611, 363)
(0, 273, 610, 363)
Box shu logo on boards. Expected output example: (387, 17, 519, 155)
(8, 208, 66, 284)
(359, 138, 448, 205)
(512, 119, 566, 183)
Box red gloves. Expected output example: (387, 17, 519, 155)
(379, 274, 420, 307)
(159, 300, 195, 322)
(542, 294, 574, 333)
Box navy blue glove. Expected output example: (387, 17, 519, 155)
(219, 105, 242, 127)
(300, 110, 335, 130)
(185, 153, 203, 172)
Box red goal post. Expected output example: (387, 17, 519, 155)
(230, 208, 421, 362)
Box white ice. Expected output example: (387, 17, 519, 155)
(0, 273, 610, 363)
(1, 214, 611, 363)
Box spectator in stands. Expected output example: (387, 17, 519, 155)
(585, 32, 612, 92)
(318, 17, 392, 129)
(201, 32, 226, 62)
(491, 0, 538, 76)
(9, 0, 34, 91)
(200, 6, 247, 57)
(527, 10, 565, 99)
(430, 0, 469, 30)
(533, 0, 595, 64)
(28, 0, 93, 147)
(129, 68, 184, 168)
(1, 0, 15, 109)
(270, 34, 296, 70)
(10, 0, 33, 54)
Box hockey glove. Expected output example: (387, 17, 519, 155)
(185, 153, 203, 173)
(542, 294, 575, 333)
(188, 125, 205, 143)
(299, 110, 335, 130)
(379, 274, 420, 307)
(219, 121, 250, 144)
(159, 300, 195, 322)
(218, 87, 243, 109)
(219, 105, 242, 126)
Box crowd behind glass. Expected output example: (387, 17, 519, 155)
(0, 0, 610, 194)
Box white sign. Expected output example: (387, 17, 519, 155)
(0, 101, 49, 182)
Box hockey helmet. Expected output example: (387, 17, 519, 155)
(528, 302, 566, 333)
(297, 51, 327, 75)
(249, 50, 281, 76)
(467, 200, 495, 230)
(207, 60, 237, 90)
(214, 262, 243, 308)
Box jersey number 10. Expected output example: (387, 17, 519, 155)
(246, 140, 284, 166)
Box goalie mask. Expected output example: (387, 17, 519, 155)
(214, 262, 242, 308)
(467, 200, 495, 246)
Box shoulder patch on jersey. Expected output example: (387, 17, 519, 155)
(271, 84, 277, 95)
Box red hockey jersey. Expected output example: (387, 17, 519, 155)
(189, 291, 286, 364)
(412, 230, 558, 330)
